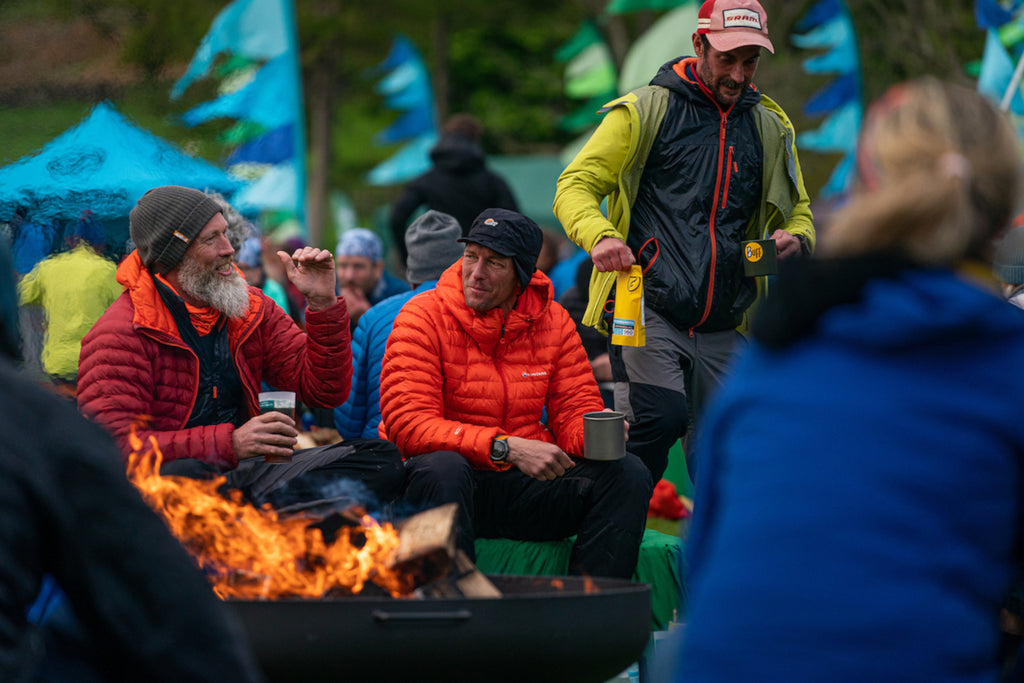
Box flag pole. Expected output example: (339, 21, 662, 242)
(1001, 47, 1024, 111)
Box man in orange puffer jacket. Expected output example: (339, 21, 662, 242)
(380, 209, 653, 579)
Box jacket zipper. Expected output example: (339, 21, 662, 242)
(497, 319, 509, 439)
(690, 111, 729, 336)
(722, 146, 735, 209)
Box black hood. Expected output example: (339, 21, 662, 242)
(429, 135, 486, 174)
(649, 57, 761, 112)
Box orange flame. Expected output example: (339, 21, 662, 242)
(126, 431, 408, 600)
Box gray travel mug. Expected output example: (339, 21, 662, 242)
(583, 411, 626, 461)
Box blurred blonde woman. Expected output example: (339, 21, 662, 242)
(672, 78, 1024, 681)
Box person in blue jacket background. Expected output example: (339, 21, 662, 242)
(334, 210, 464, 440)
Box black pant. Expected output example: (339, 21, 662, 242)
(160, 438, 405, 513)
(402, 451, 653, 579)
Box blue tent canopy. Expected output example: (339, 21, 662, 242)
(0, 102, 242, 222)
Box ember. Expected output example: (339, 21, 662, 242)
(126, 431, 408, 600)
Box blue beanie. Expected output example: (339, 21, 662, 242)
(335, 228, 382, 263)
(236, 238, 263, 268)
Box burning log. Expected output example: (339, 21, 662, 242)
(414, 551, 502, 599)
(125, 432, 500, 601)
(387, 502, 458, 592)
(387, 504, 500, 599)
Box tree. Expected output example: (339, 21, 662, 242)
(10, 0, 990, 229)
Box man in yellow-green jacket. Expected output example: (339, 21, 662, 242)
(553, 0, 815, 483)
(18, 232, 121, 395)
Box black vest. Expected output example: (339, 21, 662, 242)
(154, 279, 246, 429)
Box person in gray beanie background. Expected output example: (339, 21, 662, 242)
(993, 224, 1024, 310)
(334, 210, 464, 440)
(77, 184, 405, 513)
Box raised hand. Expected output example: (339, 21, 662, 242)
(277, 247, 337, 311)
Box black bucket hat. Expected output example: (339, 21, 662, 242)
(458, 209, 543, 288)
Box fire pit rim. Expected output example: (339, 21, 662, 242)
(221, 574, 650, 603)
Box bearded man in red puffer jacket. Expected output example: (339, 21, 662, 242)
(78, 186, 404, 510)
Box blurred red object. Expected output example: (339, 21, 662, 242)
(648, 479, 690, 520)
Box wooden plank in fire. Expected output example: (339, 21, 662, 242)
(387, 503, 501, 598)
(386, 502, 459, 591)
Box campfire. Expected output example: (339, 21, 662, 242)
(123, 433, 652, 683)
(126, 431, 499, 600)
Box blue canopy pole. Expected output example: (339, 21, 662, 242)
(282, 0, 307, 241)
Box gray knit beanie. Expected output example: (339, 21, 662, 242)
(129, 185, 224, 275)
(405, 210, 463, 285)
(993, 225, 1024, 285)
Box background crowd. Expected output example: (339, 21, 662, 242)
(4, 0, 1024, 681)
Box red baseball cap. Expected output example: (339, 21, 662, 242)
(697, 0, 774, 54)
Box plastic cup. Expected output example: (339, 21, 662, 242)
(258, 391, 296, 464)
(583, 411, 626, 461)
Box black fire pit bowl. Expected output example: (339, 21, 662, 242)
(227, 574, 651, 683)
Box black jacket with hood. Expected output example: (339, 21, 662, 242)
(631, 58, 764, 333)
(388, 135, 519, 265)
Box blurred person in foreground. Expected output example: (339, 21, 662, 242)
(379, 209, 652, 579)
(334, 210, 464, 441)
(388, 113, 519, 270)
(334, 228, 409, 328)
(76, 186, 404, 511)
(553, 0, 815, 484)
(0, 238, 262, 682)
(671, 78, 1024, 681)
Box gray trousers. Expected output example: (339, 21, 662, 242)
(611, 306, 743, 483)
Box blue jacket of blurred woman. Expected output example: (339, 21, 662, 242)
(673, 75, 1024, 682)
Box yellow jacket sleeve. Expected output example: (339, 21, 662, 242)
(553, 106, 633, 252)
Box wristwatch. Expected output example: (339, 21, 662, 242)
(490, 435, 510, 463)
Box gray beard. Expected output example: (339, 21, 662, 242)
(177, 255, 250, 319)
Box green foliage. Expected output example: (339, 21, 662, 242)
(0, 0, 999, 220)
(446, 8, 586, 150)
(0, 102, 90, 165)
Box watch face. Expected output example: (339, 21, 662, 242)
(490, 438, 509, 461)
